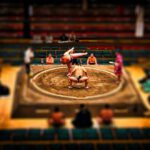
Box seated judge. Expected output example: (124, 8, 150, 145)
(48, 106, 65, 128)
(87, 53, 97, 65)
(46, 53, 54, 64)
(72, 104, 93, 128)
(97, 104, 114, 125)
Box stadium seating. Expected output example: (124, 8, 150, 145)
(115, 128, 129, 140)
(0, 129, 13, 141)
(27, 129, 42, 140)
(0, 3, 150, 66)
(0, 3, 150, 39)
(0, 127, 150, 150)
(12, 129, 28, 141)
(142, 128, 150, 139)
(100, 127, 114, 140)
(0, 3, 24, 38)
(142, 80, 150, 92)
(128, 128, 145, 140)
(0, 44, 150, 66)
(57, 128, 70, 140)
(42, 129, 55, 140)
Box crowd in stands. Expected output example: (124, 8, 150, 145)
(0, 2, 149, 40)
(48, 104, 114, 128)
(31, 32, 78, 44)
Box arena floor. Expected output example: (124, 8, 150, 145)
(10, 65, 146, 118)
(0, 65, 150, 129)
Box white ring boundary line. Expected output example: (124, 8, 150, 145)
(30, 66, 124, 100)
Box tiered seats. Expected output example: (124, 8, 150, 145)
(0, 127, 150, 150)
(0, 44, 150, 66)
(30, 4, 150, 39)
(0, 3, 150, 40)
(115, 128, 129, 139)
(0, 3, 150, 66)
(0, 3, 24, 38)
(142, 80, 150, 92)
(143, 127, 150, 139)
(100, 128, 114, 140)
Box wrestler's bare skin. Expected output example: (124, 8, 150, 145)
(68, 65, 89, 89)
(60, 47, 88, 75)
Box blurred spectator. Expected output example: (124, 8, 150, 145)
(87, 53, 97, 65)
(135, 4, 144, 38)
(82, 0, 88, 11)
(68, 32, 77, 42)
(29, 5, 33, 16)
(48, 106, 65, 128)
(72, 58, 78, 65)
(24, 47, 34, 76)
(72, 104, 93, 128)
(0, 58, 2, 78)
(45, 35, 53, 43)
(139, 69, 150, 84)
(117, 5, 125, 16)
(59, 33, 69, 42)
(46, 54, 54, 64)
(0, 82, 10, 96)
(41, 58, 44, 64)
(97, 104, 114, 125)
(0, 59, 10, 96)
(32, 35, 43, 43)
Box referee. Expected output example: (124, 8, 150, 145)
(24, 47, 34, 77)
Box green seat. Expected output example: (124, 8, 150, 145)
(100, 128, 113, 140)
(128, 128, 144, 139)
(84, 128, 99, 140)
(13, 145, 32, 150)
(115, 128, 129, 139)
(12, 129, 27, 141)
(142, 128, 150, 139)
(80, 144, 94, 150)
(97, 144, 111, 150)
(0, 129, 13, 141)
(66, 144, 78, 150)
(55, 58, 61, 64)
(50, 144, 62, 150)
(72, 129, 85, 140)
(3, 145, 15, 150)
(143, 80, 150, 92)
(80, 58, 87, 64)
(112, 144, 126, 150)
(142, 143, 150, 150)
(57, 128, 69, 140)
(34, 145, 48, 150)
(42, 129, 55, 140)
(127, 143, 142, 150)
(33, 59, 41, 64)
(27, 129, 41, 140)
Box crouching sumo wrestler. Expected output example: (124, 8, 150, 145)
(68, 63, 89, 89)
